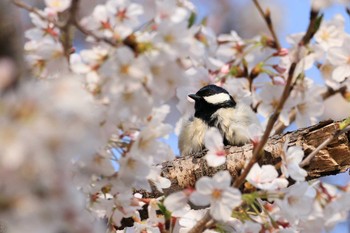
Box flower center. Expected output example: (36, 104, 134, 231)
(126, 158, 136, 169)
(211, 189, 222, 200)
(216, 150, 226, 157)
(164, 34, 174, 43)
(320, 30, 330, 41)
(120, 64, 130, 74)
(271, 98, 279, 108)
(297, 103, 307, 114)
(51, 0, 62, 7)
(287, 196, 298, 206)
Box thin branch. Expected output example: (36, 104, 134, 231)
(300, 10, 321, 46)
(233, 62, 297, 188)
(12, 0, 45, 20)
(12, 0, 63, 27)
(59, 0, 80, 60)
(233, 8, 322, 188)
(72, 20, 118, 47)
(252, 0, 281, 50)
(188, 212, 211, 233)
(300, 125, 350, 167)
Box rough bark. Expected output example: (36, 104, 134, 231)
(140, 119, 350, 198)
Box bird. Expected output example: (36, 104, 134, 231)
(178, 84, 259, 156)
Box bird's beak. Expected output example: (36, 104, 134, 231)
(188, 94, 201, 101)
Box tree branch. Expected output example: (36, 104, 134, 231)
(138, 119, 350, 198)
(300, 117, 350, 167)
(252, 0, 281, 50)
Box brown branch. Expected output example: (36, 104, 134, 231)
(72, 20, 118, 47)
(300, 10, 321, 46)
(300, 117, 350, 167)
(59, 0, 80, 60)
(252, 0, 281, 50)
(188, 212, 211, 233)
(12, 0, 49, 23)
(233, 62, 296, 188)
(138, 119, 350, 199)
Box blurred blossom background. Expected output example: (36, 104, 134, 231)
(2, 0, 350, 232)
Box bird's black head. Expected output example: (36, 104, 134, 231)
(188, 84, 236, 125)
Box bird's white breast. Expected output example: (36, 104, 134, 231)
(211, 103, 259, 145)
(178, 117, 209, 156)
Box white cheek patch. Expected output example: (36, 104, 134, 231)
(204, 93, 231, 104)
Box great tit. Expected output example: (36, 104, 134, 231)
(178, 84, 259, 156)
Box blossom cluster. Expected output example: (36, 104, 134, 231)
(3, 0, 350, 232)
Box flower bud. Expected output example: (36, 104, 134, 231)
(250, 62, 264, 79)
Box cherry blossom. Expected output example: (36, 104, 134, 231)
(204, 127, 226, 167)
(256, 84, 291, 123)
(176, 209, 208, 233)
(275, 182, 316, 222)
(223, 78, 252, 105)
(281, 141, 307, 181)
(292, 79, 325, 128)
(189, 171, 242, 222)
(164, 190, 191, 216)
(246, 163, 288, 190)
(216, 31, 247, 63)
(45, 0, 71, 12)
(314, 15, 345, 51)
(327, 36, 350, 82)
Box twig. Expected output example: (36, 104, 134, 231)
(300, 10, 321, 46)
(300, 123, 350, 167)
(188, 212, 211, 233)
(233, 6, 322, 188)
(12, 0, 63, 27)
(59, 0, 80, 60)
(72, 20, 118, 47)
(252, 0, 281, 51)
(233, 62, 297, 188)
(12, 0, 45, 20)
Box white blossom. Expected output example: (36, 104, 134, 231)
(327, 36, 350, 82)
(276, 182, 316, 222)
(256, 84, 291, 124)
(164, 190, 191, 216)
(177, 209, 208, 233)
(247, 163, 288, 190)
(314, 15, 345, 51)
(189, 171, 242, 222)
(45, 0, 71, 12)
(281, 141, 307, 181)
(204, 127, 226, 167)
